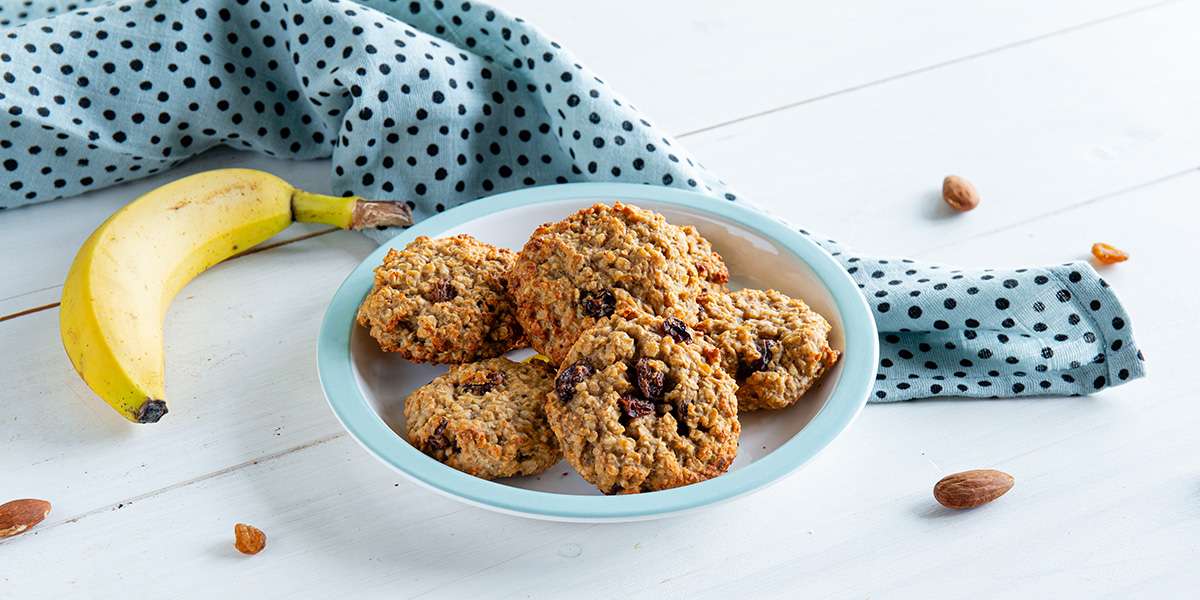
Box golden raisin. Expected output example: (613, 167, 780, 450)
(234, 523, 266, 555)
(1091, 242, 1129, 265)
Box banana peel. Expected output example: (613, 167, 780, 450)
(59, 169, 410, 423)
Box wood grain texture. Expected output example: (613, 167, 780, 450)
(8, 164, 1194, 600)
(503, 0, 1160, 135)
(1, 1, 1198, 598)
(686, 0, 1200, 257)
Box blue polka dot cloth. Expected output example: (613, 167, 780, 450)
(0, 0, 1144, 401)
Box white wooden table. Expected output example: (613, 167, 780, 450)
(3, 1, 1198, 597)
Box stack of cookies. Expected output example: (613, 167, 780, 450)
(356, 203, 840, 494)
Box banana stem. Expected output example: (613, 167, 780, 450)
(351, 200, 414, 230)
(291, 190, 412, 230)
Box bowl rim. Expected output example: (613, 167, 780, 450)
(318, 183, 878, 521)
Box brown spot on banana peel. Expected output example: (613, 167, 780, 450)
(136, 399, 169, 423)
(169, 182, 253, 211)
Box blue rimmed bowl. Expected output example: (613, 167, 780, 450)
(318, 183, 878, 522)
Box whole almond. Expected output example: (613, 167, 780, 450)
(933, 469, 1013, 509)
(0, 499, 52, 538)
(942, 175, 980, 212)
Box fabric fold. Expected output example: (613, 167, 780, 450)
(0, 0, 1144, 400)
(812, 235, 1145, 401)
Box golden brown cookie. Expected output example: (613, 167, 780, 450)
(509, 202, 724, 364)
(405, 358, 560, 479)
(545, 309, 740, 494)
(681, 224, 729, 294)
(356, 234, 523, 363)
(697, 289, 840, 411)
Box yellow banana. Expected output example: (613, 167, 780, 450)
(59, 168, 410, 423)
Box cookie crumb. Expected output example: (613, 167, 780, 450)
(234, 523, 266, 555)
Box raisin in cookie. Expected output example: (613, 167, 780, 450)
(405, 358, 560, 479)
(357, 234, 523, 363)
(509, 203, 724, 365)
(698, 289, 840, 412)
(545, 309, 740, 494)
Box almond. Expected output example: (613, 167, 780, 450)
(933, 469, 1013, 509)
(0, 499, 52, 538)
(942, 175, 980, 212)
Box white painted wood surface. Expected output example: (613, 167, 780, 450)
(2, 1, 1198, 598)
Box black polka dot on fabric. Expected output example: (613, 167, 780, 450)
(861, 256, 1143, 402)
(0, 0, 729, 217)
